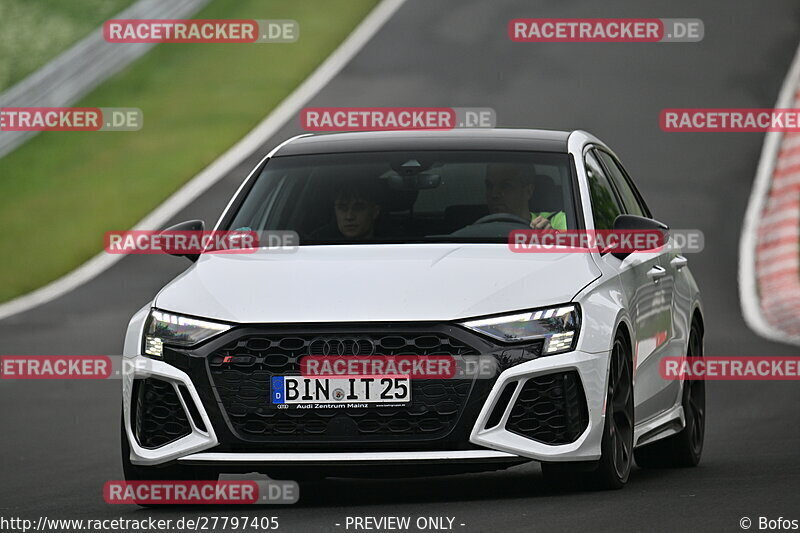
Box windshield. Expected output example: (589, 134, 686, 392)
(225, 150, 577, 244)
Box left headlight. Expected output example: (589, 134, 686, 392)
(142, 309, 231, 357)
(460, 304, 580, 355)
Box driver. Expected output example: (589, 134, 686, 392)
(485, 163, 567, 230)
(333, 179, 381, 239)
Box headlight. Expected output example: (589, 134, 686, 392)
(460, 304, 580, 355)
(142, 309, 231, 357)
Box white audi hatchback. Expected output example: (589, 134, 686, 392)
(122, 129, 705, 490)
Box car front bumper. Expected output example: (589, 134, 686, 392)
(122, 346, 609, 467)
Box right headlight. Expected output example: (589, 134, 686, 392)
(460, 304, 581, 355)
(142, 309, 231, 357)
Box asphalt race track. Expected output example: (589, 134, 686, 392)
(2, 1, 800, 531)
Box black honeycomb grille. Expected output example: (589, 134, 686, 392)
(208, 331, 479, 442)
(505, 371, 589, 444)
(133, 378, 191, 448)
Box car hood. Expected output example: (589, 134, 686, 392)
(154, 244, 601, 323)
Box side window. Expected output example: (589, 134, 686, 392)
(584, 150, 623, 230)
(596, 150, 647, 218)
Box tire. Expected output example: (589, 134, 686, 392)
(542, 330, 634, 490)
(634, 317, 705, 468)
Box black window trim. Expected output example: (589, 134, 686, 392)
(593, 146, 653, 219)
(568, 153, 586, 230)
(583, 145, 626, 228)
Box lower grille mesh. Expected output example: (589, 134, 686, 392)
(133, 378, 191, 448)
(505, 371, 589, 444)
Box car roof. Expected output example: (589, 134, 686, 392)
(274, 128, 571, 156)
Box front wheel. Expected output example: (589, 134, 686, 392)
(634, 317, 705, 468)
(542, 330, 634, 490)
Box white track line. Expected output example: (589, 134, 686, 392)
(0, 0, 407, 322)
(738, 40, 800, 346)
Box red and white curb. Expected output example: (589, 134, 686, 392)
(739, 42, 800, 345)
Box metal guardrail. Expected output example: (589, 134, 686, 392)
(0, 0, 211, 159)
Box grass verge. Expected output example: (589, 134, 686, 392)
(0, 0, 136, 91)
(0, 0, 378, 303)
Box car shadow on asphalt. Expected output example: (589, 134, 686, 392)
(292, 464, 683, 507)
(131, 462, 704, 513)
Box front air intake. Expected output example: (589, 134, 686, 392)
(132, 378, 192, 448)
(484, 381, 518, 430)
(504, 371, 589, 444)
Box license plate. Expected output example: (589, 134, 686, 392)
(271, 376, 411, 408)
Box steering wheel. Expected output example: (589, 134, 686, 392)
(472, 213, 531, 226)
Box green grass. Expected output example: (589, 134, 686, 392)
(0, 0, 378, 302)
(0, 0, 137, 91)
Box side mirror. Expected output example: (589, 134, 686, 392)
(161, 219, 205, 262)
(609, 215, 669, 260)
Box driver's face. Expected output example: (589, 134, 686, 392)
(335, 195, 380, 239)
(485, 165, 533, 219)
